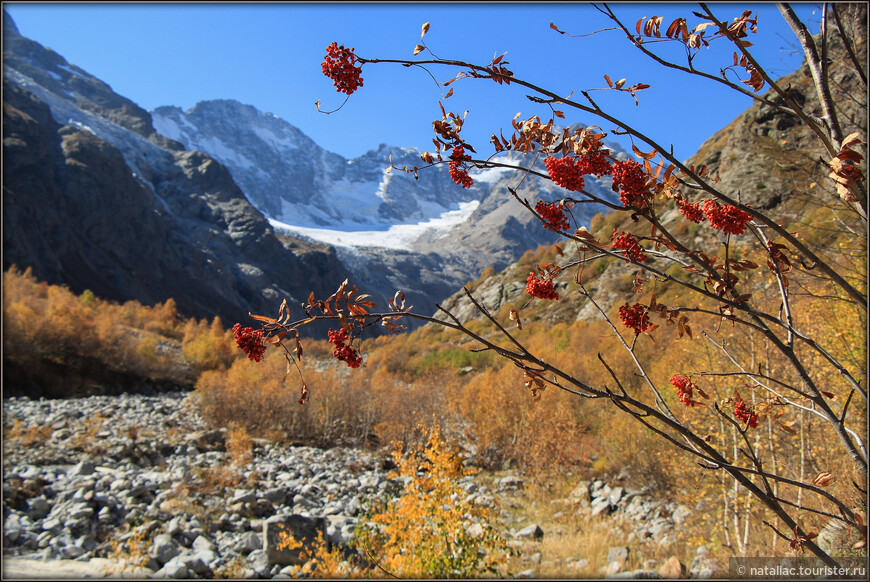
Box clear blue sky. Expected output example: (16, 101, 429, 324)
(4, 2, 819, 161)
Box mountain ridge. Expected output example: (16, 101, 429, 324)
(2, 8, 620, 329)
(2, 10, 352, 330)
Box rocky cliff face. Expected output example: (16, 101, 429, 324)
(3, 12, 351, 328)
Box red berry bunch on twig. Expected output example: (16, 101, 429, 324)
(611, 229, 648, 262)
(677, 199, 705, 223)
(619, 303, 652, 334)
(732, 393, 759, 428)
(535, 200, 570, 232)
(703, 200, 752, 235)
(448, 146, 474, 188)
(526, 272, 559, 300)
(669, 374, 709, 407)
(322, 42, 364, 95)
(233, 323, 267, 362)
(611, 160, 650, 211)
(576, 153, 613, 177)
(328, 328, 363, 368)
(545, 156, 586, 192)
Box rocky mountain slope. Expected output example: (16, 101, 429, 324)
(3, 9, 620, 327)
(152, 101, 481, 228)
(3, 11, 351, 328)
(150, 100, 622, 312)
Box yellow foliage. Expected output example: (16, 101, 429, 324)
(353, 423, 510, 578)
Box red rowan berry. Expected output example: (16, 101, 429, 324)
(733, 393, 758, 427)
(233, 323, 266, 362)
(669, 374, 708, 407)
(611, 229, 648, 262)
(677, 199, 704, 223)
(611, 160, 649, 211)
(703, 200, 752, 235)
(526, 272, 559, 300)
(322, 42, 364, 95)
(619, 303, 652, 334)
(576, 153, 612, 177)
(545, 156, 586, 192)
(328, 328, 363, 368)
(449, 146, 474, 188)
(535, 200, 570, 232)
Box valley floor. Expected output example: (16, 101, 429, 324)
(2, 391, 720, 578)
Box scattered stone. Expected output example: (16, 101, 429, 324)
(569, 481, 591, 503)
(606, 546, 630, 575)
(515, 524, 544, 540)
(152, 533, 181, 566)
(263, 514, 328, 566)
(498, 475, 524, 492)
(70, 460, 96, 476)
(658, 556, 686, 579)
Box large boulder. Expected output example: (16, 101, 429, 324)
(262, 514, 328, 566)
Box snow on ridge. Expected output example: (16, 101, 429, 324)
(269, 200, 480, 251)
(57, 64, 82, 78)
(251, 125, 299, 150)
(152, 113, 183, 142)
(191, 135, 256, 170)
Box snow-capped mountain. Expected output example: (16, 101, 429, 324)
(152, 101, 483, 229)
(149, 100, 623, 306)
(3, 6, 621, 323)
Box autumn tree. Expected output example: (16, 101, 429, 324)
(234, 3, 866, 566)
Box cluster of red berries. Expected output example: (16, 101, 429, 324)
(703, 200, 752, 235)
(449, 146, 474, 188)
(669, 374, 707, 407)
(677, 199, 705, 223)
(732, 393, 758, 428)
(526, 272, 559, 300)
(535, 200, 570, 232)
(322, 42, 364, 95)
(619, 303, 652, 334)
(232, 323, 266, 362)
(611, 160, 649, 211)
(611, 229, 648, 262)
(576, 153, 613, 177)
(328, 328, 363, 368)
(545, 156, 586, 192)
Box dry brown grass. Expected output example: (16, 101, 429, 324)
(478, 472, 702, 578)
(5, 419, 54, 448)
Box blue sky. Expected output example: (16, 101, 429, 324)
(4, 2, 819, 162)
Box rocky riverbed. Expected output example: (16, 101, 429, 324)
(3, 392, 722, 578)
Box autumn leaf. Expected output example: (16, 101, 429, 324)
(249, 313, 277, 324)
(509, 309, 523, 330)
(421, 21, 430, 37)
(413, 44, 425, 56)
(778, 420, 798, 435)
(293, 335, 304, 361)
(632, 144, 658, 160)
(812, 472, 835, 487)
